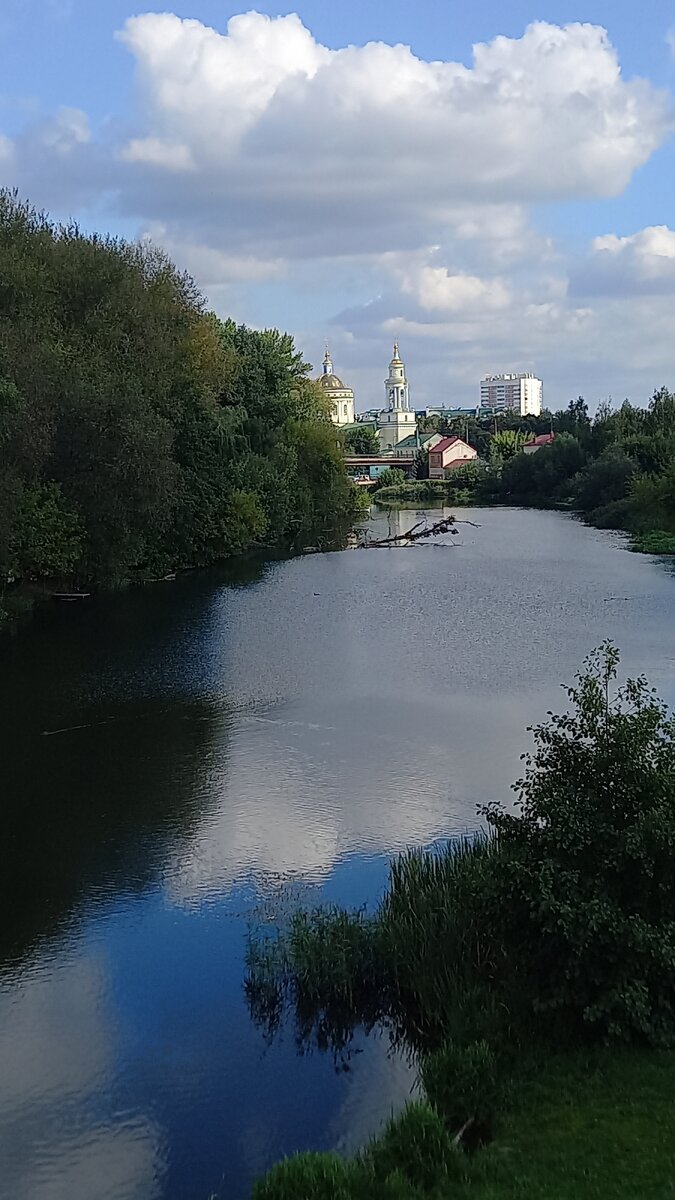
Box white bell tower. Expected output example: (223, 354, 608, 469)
(377, 342, 417, 451)
(385, 342, 410, 411)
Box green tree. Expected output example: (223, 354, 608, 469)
(485, 644, 675, 1043)
(573, 447, 638, 517)
(0, 190, 358, 606)
(375, 468, 406, 490)
(343, 425, 380, 455)
(629, 464, 675, 534)
(555, 396, 592, 443)
(10, 483, 83, 579)
(490, 429, 527, 463)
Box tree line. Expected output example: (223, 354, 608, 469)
(486, 394, 675, 545)
(376, 396, 675, 547)
(0, 192, 356, 613)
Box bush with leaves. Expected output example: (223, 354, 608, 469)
(421, 1039, 502, 1136)
(485, 642, 675, 1044)
(374, 468, 407, 491)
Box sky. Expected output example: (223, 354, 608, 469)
(2, 1, 675, 411)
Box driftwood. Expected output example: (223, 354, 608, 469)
(357, 514, 480, 549)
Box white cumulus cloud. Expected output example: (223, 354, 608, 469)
(107, 13, 672, 262)
(572, 224, 675, 295)
(401, 265, 511, 314)
(1, 12, 674, 409)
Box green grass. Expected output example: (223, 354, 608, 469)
(248, 850, 675, 1198)
(246, 838, 510, 1054)
(468, 1047, 675, 1200)
(630, 529, 675, 555)
(253, 1049, 675, 1199)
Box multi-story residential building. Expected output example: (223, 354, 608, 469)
(479, 373, 542, 417)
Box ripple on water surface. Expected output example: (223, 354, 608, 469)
(1, 508, 674, 1200)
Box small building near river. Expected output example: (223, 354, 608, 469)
(428, 437, 477, 479)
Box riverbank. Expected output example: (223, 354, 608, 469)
(249, 644, 675, 1197)
(372, 480, 675, 554)
(0, 516, 361, 631)
(255, 1047, 675, 1199)
(466, 1047, 675, 1200)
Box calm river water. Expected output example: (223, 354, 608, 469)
(2, 507, 675, 1200)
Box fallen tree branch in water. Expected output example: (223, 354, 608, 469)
(357, 514, 480, 548)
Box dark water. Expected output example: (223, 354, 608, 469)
(2, 507, 674, 1200)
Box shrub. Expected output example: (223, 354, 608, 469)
(421, 1039, 502, 1134)
(367, 1102, 463, 1191)
(589, 498, 633, 530)
(485, 643, 675, 1044)
(252, 1152, 358, 1200)
(374, 468, 407, 491)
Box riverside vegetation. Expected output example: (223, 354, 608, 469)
(247, 644, 675, 1198)
(0, 192, 358, 621)
(375, 396, 675, 553)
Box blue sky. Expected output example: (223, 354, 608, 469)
(2, 1, 675, 409)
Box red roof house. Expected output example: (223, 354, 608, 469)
(523, 433, 555, 455)
(428, 437, 477, 479)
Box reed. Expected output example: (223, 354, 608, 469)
(246, 834, 518, 1054)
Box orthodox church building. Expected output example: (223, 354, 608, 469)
(316, 342, 418, 451)
(318, 349, 355, 427)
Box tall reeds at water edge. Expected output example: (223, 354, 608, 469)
(245, 834, 513, 1052)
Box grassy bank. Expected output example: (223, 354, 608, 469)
(630, 529, 675, 555)
(247, 645, 675, 1197)
(469, 1048, 675, 1200)
(373, 479, 476, 506)
(255, 1048, 675, 1199)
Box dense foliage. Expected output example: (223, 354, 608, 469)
(251, 645, 675, 1048)
(343, 425, 380, 455)
(0, 192, 355, 607)
(424, 395, 675, 541)
(486, 643, 675, 1043)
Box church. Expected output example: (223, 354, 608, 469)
(377, 342, 417, 451)
(317, 342, 418, 452)
(317, 348, 355, 427)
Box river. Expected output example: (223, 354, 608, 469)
(2, 507, 674, 1200)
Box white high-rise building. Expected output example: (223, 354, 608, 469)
(377, 342, 418, 451)
(480, 373, 542, 417)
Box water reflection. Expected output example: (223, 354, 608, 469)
(2, 692, 229, 964)
(0, 951, 164, 1200)
(1, 509, 674, 1200)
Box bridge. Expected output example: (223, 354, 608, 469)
(344, 454, 417, 486)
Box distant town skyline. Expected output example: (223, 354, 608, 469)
(1, 1, 675, 411)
